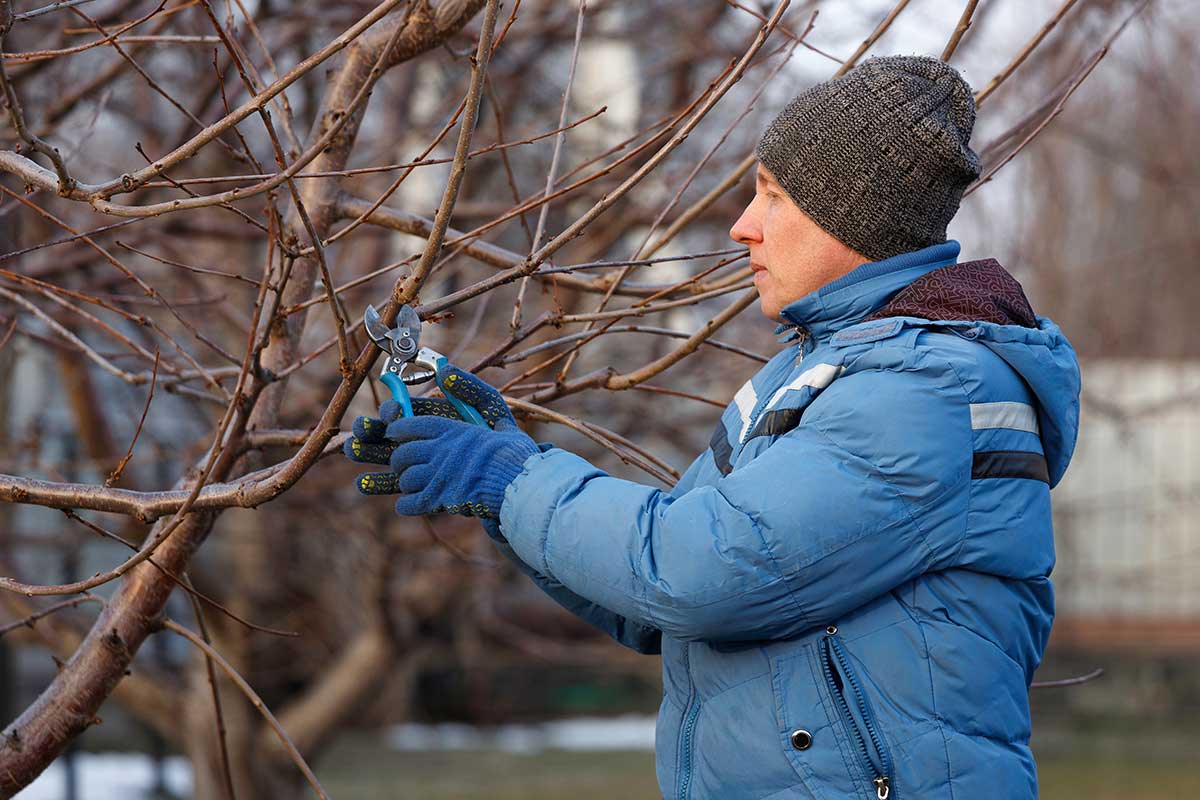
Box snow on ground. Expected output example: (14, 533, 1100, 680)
(15, 717, 656, 797)
(19, 753, 192, 800)
(386, 714, 657, 754)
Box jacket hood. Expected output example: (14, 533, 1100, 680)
(779, 247, 1080, 487)
(869, 258, 1081, 488)
(963, 316, 1080, 487)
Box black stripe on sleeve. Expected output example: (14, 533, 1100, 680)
(972, 450, 1050, 483)
(708, 420, 734, 476)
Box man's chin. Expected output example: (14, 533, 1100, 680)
(757, 294, 783, 322)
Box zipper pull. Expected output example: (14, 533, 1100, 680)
(874, 776, 891, 799)
(793, 328, 810, 366)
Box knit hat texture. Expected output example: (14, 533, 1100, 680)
(755, 55, 981, 262)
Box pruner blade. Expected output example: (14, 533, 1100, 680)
(364, 303, 420, 360)
(363, 304, 424, 415)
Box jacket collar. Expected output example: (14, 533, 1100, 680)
(777, 240, 961, 344)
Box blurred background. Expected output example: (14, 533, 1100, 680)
(1, 0, 1197, 797)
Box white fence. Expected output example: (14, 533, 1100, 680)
(1051, 360, 1200, 619)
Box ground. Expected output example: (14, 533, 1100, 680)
(317, 734, 1200, 799)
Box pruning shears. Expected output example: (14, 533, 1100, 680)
(363, 304, 487, 426)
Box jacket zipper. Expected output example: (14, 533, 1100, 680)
(676, 645, 701, 800)
(820, 629, 894, 799)
(743, 328, 810, 441)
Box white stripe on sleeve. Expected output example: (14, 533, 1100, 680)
(969, 401, 1040, 434)
(764, 364, 845, 412)
(733, 379, 758, 442)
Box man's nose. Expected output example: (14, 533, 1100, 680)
(729, 205, 761, 245)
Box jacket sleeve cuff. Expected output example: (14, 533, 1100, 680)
(473, 436, 540, 517)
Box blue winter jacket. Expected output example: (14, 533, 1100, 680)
(495, 241, 1081, 799)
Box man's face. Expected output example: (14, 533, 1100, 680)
(730, 165, 867, 321)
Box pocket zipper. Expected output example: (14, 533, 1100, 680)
(820, 627, 894, 800)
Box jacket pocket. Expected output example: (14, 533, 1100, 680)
(819, 630, 896, 800)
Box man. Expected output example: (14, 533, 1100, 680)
(346, 55, 1080, 798)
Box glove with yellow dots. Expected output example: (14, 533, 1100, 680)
(344, 364, 539, 520)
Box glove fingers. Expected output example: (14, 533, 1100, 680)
(443, 500, 493, 518)
(352, 415, 389, 444)
(437, 365, 514, 427)
(411, 397, 462, 420)
(385, 414, 461, 444)
(395, 494, 444, 517)
(379, 399, 404, 424)
(355, 470, 402, 495)
(398, 463, 432, 495)
(343, 436, 396, 465)
(389, 438, 439, 475)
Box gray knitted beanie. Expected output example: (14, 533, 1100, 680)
(755, 55, 981, 262)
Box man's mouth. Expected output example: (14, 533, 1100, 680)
(750, 262, 767, 273)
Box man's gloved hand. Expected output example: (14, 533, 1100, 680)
(343, 365, 539, 520)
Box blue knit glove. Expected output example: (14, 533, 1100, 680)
(344, 365, 538, 519)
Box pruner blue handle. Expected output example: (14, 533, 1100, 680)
(380, 372, 414, 418)
(432, 355, 487, 426)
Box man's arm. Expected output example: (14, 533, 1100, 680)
(477, 452, 711, 654)
(482, 518, 662, 654)
(498, 355, 973, 642)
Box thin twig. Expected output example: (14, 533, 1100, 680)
(529, 0, 791, 275)
(115, 241, 264, 288)
(552, 30, 799, 381)
(1031, 668, 1104, 689)
(0, 316, 15, 352)
(12, 0, 94, 21)
(941, 0, 980, 61)
(500, 324, 767, 366)
(508, 398, 675, 485)
(511, 0, 586, 331)
(0, 284, 139, 384)
(0, 186, 237, 392)
(105, 349, 159, 486)
(0, 595, 102, 637)
(836, 0, 912, 77)
(975, 0, 1081, 106)
(161, 619, 329, 800)
(392, 0, 501, 306)
(0, 218, 145, 266)
(495, 277, 753, 392)
(59, 509, 299, 638)
(0, 3, 75, 192)
(554, 277, 753, 324)
(630, 383, 727, 409)
(185, 589, 238, 800)
(485, 75, 535, 252)
(321, 93, 469, 249)
(419, 516, 496, 566)
(967, 0, 1151, 196)
(3, 0, 170, 61)
(133, 107, 605, 191)
(529, 288, 759, 405)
